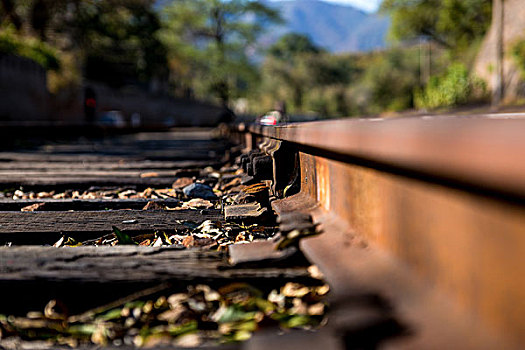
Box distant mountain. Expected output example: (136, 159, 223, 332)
(261, 0, 390, 53)
(155, 0, 390, 53)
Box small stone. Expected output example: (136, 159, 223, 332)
(183, 183, 217, 200)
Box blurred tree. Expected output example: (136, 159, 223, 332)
(0, 25, 59, 70)
(158, 0, 281, 105)
(0, 0, 22, 30)
(0, 0, 167, 87)
(261, 33, 363, 116)
(304, 54, 364, 116)
(361, 48, 420, 112)
(269, 32, 321, 60)
(263, 33, 322, 111)
(511, 39, 525, 78)
(56, 0, 168, 87)
(0, 0, 63, 39)
(381, 0, 492, 53)
(415, 63, 487, 109)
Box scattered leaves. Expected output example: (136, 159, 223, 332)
(53, 236, 81, 247)
(0, 282, 328, 348)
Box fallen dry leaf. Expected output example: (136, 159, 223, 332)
(143, 201, 166, 211)
(152, 236, 163, 247)
(52, 193, 67, 199)
(118, 190, 137, 199)
(181, 198, 214, 210)
(140, 172, 159, 178)
(182, 236, 195, 248)
(21, 203, 45, 212)
(221, 177, 242, 191)
(37, 191, 54, 199)
(53, 236, 64, 248)
(139, 239, 151, 246)
(307, 265, 324, 280)
(141, 188, 154, 198)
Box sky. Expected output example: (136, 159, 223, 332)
(320, 0, 382, 12)
(272, 0, 383, 12)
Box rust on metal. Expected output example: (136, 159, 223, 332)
(244, 115, 525, 348)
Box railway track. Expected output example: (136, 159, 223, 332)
(0, 128, 324, 350)
(0, 116, 523, 349)
(235, 114, 525, 349)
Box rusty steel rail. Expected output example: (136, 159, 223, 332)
(234, 115, 525, 349)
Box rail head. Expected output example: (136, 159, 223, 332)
(248, 115, 525, 202)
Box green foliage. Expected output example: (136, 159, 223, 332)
(304, 87, 349, 118)
(268, 33, 322, 60)
(258, 40, 423, 117)
(112, 226, 137, 245)
(358, 48, 420, 113)
(381, 0, 491, 54)
(261, 35, 319, 111)
(0, 0, 494, 117)
(511, 39, 525, 78)
(415, 63, 487, 109)
(260, 33, 361, 115)
(0, 26, 60, 70)
(158, 0, 281, 104)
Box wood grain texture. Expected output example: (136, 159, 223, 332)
(0, 246, 311, 317)
(0, 199, 180, 211)
(0, 246, 308, 282)
(0, 210, 221, 244)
